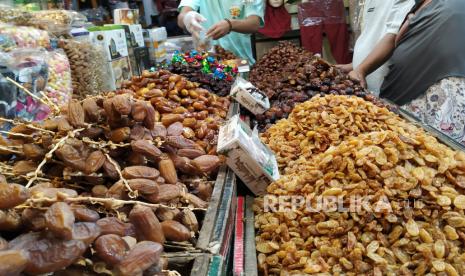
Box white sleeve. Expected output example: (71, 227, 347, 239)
(386, 0, 415, 34)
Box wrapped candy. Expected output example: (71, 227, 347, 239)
(0, 24, 50, 50)
(45, 49, 72, 108)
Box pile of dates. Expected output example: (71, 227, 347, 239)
(167, 63, 233, 97)
(249, 42, 388, 131)
(213, 45, 237, 61)
(0, 70, 230, 275)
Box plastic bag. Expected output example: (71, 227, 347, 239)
(0, 48, 51, 122)
(0, 5, 33, 25)
(0, 23, 50, 49)
(297, 0, 346, 27)
(45, 49, 72, 108)
(0, 34, 17, 52)
(59, 39, 112, 99)
(31, 10, 88, 27)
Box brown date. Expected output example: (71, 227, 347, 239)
(22, 143, 45, 160)
(84, 150, 106, 174)
(130, 124, 146, 140)
(94, 234, 129, 266)
(0, 249, 29, 276)
(192, 155, 221, 175)
(131, 140, 162, 160)
(78, 127, 103, 139)
(0, 209, 21, 231)
(44, 202, 75, 240)
(103, 156, 120, 180)
(10, 233, 87, 275)
(167, 122, 184, 136)
(155, 207, 181, 222)
(161, 114, 184, 126)
(82, 98, 101, 122)
(131, 101, 147, 122)
(161, 220, 191, 242)
(67, 100, 86, 128)
(71, 205, 100, 222)
(106, 181, 129, 200)
(112, 94, 132, 116)
(0, 182, 29, 209)
(151, 123, 167, 138)
(127, 151, 147, 165)
(122, 166, 160, 180)
(145, 184, 181, 204)
(29, 187, 78, 200)
(144, 103, 157, 130)
(165, 135, 198, 149)
(21, 208, 46, 231)
(12, 160, 37, 175)
(91, 185, 108, 197)
(178, 209, 199, 232)
(72, 222, 101, 245)
(177, 148, 205, 159)
(185, 193, 208, 209)
(109, 127, 131, 143)
(126, 179, 159, 195)
(114, 241, 163, 276)
(129, 205, 165, 243)
(96, 217, 136, 237)
(158, 158, 178, 184)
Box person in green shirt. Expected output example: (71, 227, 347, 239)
(177, 0, 265, 63)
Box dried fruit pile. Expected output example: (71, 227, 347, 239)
(261, 95, 423, 173)
(255, 95, 465, 275)
(249, 42, 387, 131)
(168, 63, 233, 97)
(0, 69, 230, 275)
(255, 130, 465, 275)
(214, 45, 237, 61)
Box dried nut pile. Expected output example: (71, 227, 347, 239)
(59, 39, 110, 99)
(214, 45, 237, 61)
(262, 95, 423, 173)
(255, 130, 465, 275)
(249, 42, 386, 131)
(0, 70, 229, 275)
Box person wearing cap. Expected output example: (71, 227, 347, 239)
(177, 0, 265, 63)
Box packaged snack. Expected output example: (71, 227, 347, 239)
(0, 49, 51, 122)
(0, 5, 32, 25)
(45, 49, 72, 107)
(0, 24, 50, 49)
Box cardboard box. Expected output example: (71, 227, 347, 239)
(88, 25, 129, 61)
(217, 115, 279, 195)
(88, 26, 130, 89)
(114, 8, 139, 25)
(143, 27, 168, 63)
(107, 24, 146, 76)
(230, 77, 270, 115)
(132, 47, 151, 75)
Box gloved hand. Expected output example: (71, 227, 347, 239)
(183, 11, 206, 34)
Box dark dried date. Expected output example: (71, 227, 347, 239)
(129, 205, 165, 244)
(94, 234, 129, 266)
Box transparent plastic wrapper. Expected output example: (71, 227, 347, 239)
(45, 49, 72, 108)
(0, 48, 51, 122)
(0, 23, 50, 49)
(297, 0, 346, 27)
(27, 18, 72, 39)
(31, 10, 88, 26)
(59, 39, 112, 99)
(0, 33, 17, 52)
(0, 5, 33, 25)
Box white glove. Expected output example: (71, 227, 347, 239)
(183, 11, 206, 34)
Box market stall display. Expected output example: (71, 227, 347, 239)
(262, 95, 421, 173)
(254, 95, 465, 275)
(0, 24, 50, 50)
(0, 70, 230, 275)
(168, 51, 238, 97)
(45, 49, 72, 107)
(248, 42, 386, 131)
(59, 39, 112, 99)
(214, 45, 237, 61)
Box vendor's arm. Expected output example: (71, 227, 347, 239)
(206, 15, 261, 40)
(350, 34, 396, 87)
(207, 0, 264, 40)
(177, 0, 205, 35)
